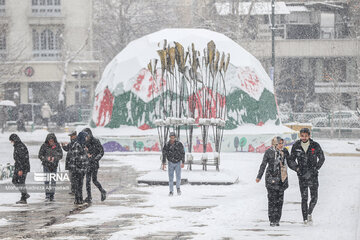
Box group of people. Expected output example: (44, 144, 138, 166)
(10, 128, 106, 206)
(256, 128, 325, 226)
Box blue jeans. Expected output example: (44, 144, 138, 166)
(44, 166, 56, 199)
(168, 161, 181, 193)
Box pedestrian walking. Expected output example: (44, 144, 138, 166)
(71, 131, 90, 205)
(82, 128, 106, 203)
(38, 133, 63, 202)
(16, 109, 26, 132)
(256, 136, 291, 227)
(0, 106, 8, 133)
(61, 131, 77, 195)
(10, 134, 30, 204)
(288, 128, 325, 225)
(56, 101, 65, 127)
(162, 132, 185, 196)
(41, 102, 52, 127)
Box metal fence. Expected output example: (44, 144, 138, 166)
(280, 111, 360, 129)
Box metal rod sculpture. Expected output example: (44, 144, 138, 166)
(148, 40, 230, 171)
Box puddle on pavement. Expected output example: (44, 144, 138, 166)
(135, 231, 195, 240)
(172, 205, 217, 212)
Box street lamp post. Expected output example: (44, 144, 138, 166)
(271, 0, 276, 84)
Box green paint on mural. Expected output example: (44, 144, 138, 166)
(226, 88, 278, 129)
(99, 87, 278, 129)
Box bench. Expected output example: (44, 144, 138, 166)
(185, 153, 220, 171)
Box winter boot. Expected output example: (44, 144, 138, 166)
(177, 188, 181, 196)
(169, 192, 173, 197)
(16, 199, 27, 204)
(101, 190, 107, 201)
(270, 222, 276, 227)
(84, 197, 92, 203)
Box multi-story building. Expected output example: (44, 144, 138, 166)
(0, 0, 100, 111)
(212, 0, 360, 112)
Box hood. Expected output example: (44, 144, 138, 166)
(9, 133, 21, 143)
(45, 133, 58, 144)
(77, 131, 88, 146)
(82, 128, 93, 139)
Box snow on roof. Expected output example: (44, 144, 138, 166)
(287, 5, 310, 12)
(215, 2, 290, 16)
(305, 2, 344, 10)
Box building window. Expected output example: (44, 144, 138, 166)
(0, 0, 5, 16)
(0, 31, 5, 50)
(32, 0, 61, 16)
(32, 27, 62, 59)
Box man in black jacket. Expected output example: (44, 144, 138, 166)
(288, 128, 325, 225)
(162, 132, 185, 196)
(38, 133, 63, 202)
(10, 134, 30, 204)
(61, 131, 77, 195)
(83, 128, 106, 203)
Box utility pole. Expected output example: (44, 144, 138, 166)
(271, 0, 276, 84)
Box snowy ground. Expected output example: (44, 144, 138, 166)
(0, 131, 359, 239)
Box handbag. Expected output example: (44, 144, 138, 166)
(280, 160, 288, 182)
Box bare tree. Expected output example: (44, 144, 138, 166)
(57, 29, 90, 103)
(92, 0, 180, 67)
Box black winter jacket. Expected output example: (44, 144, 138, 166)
(38, 133, 63, 172)
(10, 134, 30, 174)
(257, 147, 289, 191)
(83, 128, 104, 169)
(162, 140, 185, 164)
(70, 141, 89, 173)
(62, 139, 76, 171)
(288, 139, 325, 181)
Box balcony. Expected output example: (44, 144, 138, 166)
(31, 5, 61, 16)
(32, 50, 61, 60)
(241, 39, 360, 58)
(315, 82, 360, 94)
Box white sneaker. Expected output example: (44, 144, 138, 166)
(303, 220, 308, 225)
(308, 215, 313, 225)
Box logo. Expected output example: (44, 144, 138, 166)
(24, 66, 34, 77)
(34, 172, 70, 182)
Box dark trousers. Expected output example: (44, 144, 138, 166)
(12, 172, 27, 199)
(43, 118, 49, 127)
(68, 170, 75, 193)
(44, 166, 56, 199)
(73, 171, 85, 203)
(299, 178, 319, 221)
(267, 188, 284, 223)
(86, 167, 104, 199)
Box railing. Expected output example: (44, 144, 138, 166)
(33, 50, 62, 60)
(31, 5, 61, 16)
(280, 112, 360, 129)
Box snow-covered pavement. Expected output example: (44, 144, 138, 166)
(0, 131, 359, 239)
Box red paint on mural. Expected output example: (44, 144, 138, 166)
(96, 88, 114, 127)
(147, 72, 166, 98)
(248, 144, 255, 152)
(256, 143, 266, 153)
(237, 67, 262, 97)
(188, 88, 226, 123)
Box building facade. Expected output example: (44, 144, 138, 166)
(211, 0, 360, 112)
(0, 0, 100, 111)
